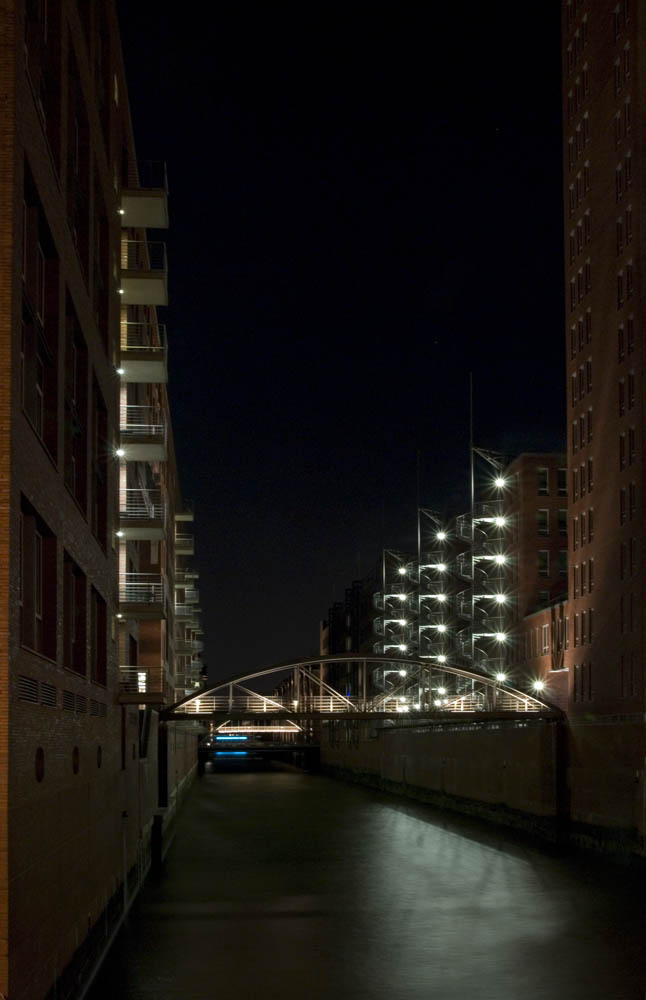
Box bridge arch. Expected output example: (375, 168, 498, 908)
(164, 654, 560, 719)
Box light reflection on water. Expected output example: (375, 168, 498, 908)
(88, 771, 646, 1000)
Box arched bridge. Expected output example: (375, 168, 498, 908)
(163, 655, 560, 727)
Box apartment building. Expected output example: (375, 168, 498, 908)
(0, 1, 201, 996)
(562, 0, 645, 844)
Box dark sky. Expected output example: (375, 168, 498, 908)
(117, 3, 565, 680)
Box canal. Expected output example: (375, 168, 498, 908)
(87, 768, 646, 999)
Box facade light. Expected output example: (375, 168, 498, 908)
(494, 554, 506, 565)
(437, 563, 447, 572)
(116, 530, 124, 538)
(436, 531, 446, 541)
(397, 594, 407, 601)
(436, 624, 447, 633)
(494, 516, 506, 527)
(494, 593, 507, 604)
(495, 632, 506, 642)
(437, 654, 447, 664)
(436, 594, 447, 602)
(494, 477, 506, 488)
(118, 288, 124, 295)
(532, 680, 545, 692)
(118, 208, 125, 215)
(434, 699, 442, 707)
(437, 687, 446, 695)
(495, 672, 507, 682)
(398, 669, 407, 677)
(398, 644, 407, 652)
(397, 567, 407, 575)
(116, 448, 125, 458)
(116, 367, 125, 375)
(115, 613, 123, 619)
(397, 619, 407, 626)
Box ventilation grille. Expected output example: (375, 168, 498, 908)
(63, 690, 75, 712)
(98, 702, 107, 718)
(40, 682, 56, 707)
(90, 699, 99, 716)
(18, 676, 39, 703)
(76, 695, 87, 714)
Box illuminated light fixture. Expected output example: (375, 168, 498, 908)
(442, 698, 449, 706)
(494, 554, 506, 565)
(494, 594, 507, 604)
(532, 680, 545, 692)
(292, 699, 298, 706)
(437, 687, 446, 695)
(116, 448, 125, 458)
(436, 531, 446, 541)
(118, 288, 124, 295)
(118, 208, 125, 215)
(437, 563, 447, 572)
(436, 624, 447, 633)
(437, 655, 447, 664)
(116, 367, 125, 375)
(397, 619, 407, 626)
(433, 699, 442, 707)
(398, 644, 407, 652)
(436, 594, 447, 603)
(398, 567, 407, 575)
(115, 613, 123, 619)
(398, 669, 407, 677)
(495, 632, 506, 642)
(116, 530, 124, 538)
(494, 476, 506, 488)
(494, 516, 506, 527)
(399, 696, 406, 702)
(397, 594, 407, 601)
(495, 672, 507, 683)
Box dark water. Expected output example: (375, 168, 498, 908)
(87, 769, 646, 1000)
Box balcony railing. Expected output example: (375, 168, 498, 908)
(119, 405, 167, 461)
(175, 533, 194, 555)
(175, 603, 199, 621)
(119, 322, 168, 383)
(120, 240, 168, 305)
(119, 573, 166, 618)
(119, 487, 166, 519)
(118, 664, 169, 704)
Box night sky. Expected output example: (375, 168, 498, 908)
(117, 3, 565, 680)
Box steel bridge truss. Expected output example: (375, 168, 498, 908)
(165, 655, 556, 720)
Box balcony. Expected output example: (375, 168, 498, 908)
(183, 588, 199, 603)
(120, 240, 168, 305)
(118, 572, 166, 620)
(118, 487, 166, 540)
(175, 532, 194, 556)
(119, 322, 168, 384)
(118, 664, 167, 705)
(120, 405, 167, 461)
(175, 638, 203, 655)
(175, 603, 200, 624)
(120, 161, 169, 229)
(175, 503, 194, 523)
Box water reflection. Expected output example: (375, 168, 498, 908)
(88, 771, 646, 1000)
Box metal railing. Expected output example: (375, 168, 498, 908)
(119, 665, 165, 694)
(175, 533, 194, 550)
(136, 159, 168, 191)
(121, 321, 167, 353)
(175, 603, 199, 619)
(119, 487, 166, 521)
(119, 573, 165, 604)
(120, 239, 167, 273)
(176, 691, 543, 716)
(120, 405, 166, 439)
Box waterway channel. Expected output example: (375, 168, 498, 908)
(87, 767, 646, 999)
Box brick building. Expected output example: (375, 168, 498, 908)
(562, 0, 645, 845)
(0, 1, 201, 996)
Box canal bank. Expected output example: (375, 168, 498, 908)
(87, 768, 646, 1000)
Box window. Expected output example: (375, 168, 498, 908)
(90, 586, 107, 686)
(20, 497, 56, 659)
(616, 217, 624, 255)
(589, 558, 594, 591)
(537, 509, 549, 535)
(618, 325, 625, 361)
(625, 206, 633, 243)
(570, 326, 577, 359)
(620, 541, 627, 580)
(585, 309, 592, 343)
(580, 462, 586, 496)
(573, 468, 579, 502)
(581, 510, 587, 544)
(573, 516, 579, 550)
(581, 610, 587, 644)
(617, 270, 624, 306)
(537, 468, 549, 495)
(541, 624, 550, 655)
(559, 550, 568, 576)
(581, 561, 587, 595)
(630, 537, 638, 576)
(626, 260, 633, 297)
(558, 508, 567, 535)
(625, 152, 632, 187)
(572, 421, 578, 453)
(620, 487, 627, 524)
(573, 564, 580, 597)
(620, 433, 626, 469)
(619, 380, 625, 416)
(629, 481, 636, 519)
(538, 550, 549, 577)
(627, 315, 634, 352)
(574, 613, 580, 647)
(63, 553, 86, 674)
(588, 508, 594, 540)
(629, 426, 636, 464)
(587, 408, 593, 443)
(558, 468, 567, 495)
(628, 371, 635, 408)
(616, 164, 623, 201)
